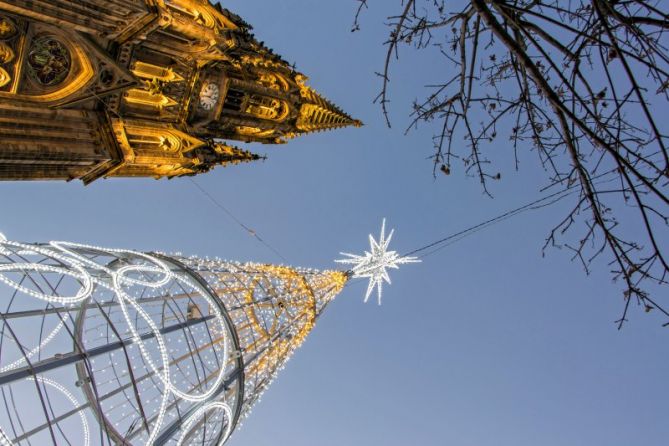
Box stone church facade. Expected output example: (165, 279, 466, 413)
(0, 0, 360, 183)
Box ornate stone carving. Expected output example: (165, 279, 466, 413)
(0, 66, 10, 87)
(26, 36, 71, 86)
(0, 0, 359, 183)
(0, 41, 12, 63)
(0, 16, 16, 40)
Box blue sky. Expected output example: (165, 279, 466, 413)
(1, 1, 668, 445)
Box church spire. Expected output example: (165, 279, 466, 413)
(0, 0, 360, 183)
(296, 81, 363, 134)
(205, 142, 264, 167)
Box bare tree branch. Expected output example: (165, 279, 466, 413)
(354, 0, 669, 327)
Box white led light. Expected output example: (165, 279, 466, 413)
(0, 313, 70, 373)
(176, 402, 233, 446)
(27, 376, 90, 446)
(0, 238, 231, 444)
(0, 235, 350, 446)
(336, 218, 420, 304)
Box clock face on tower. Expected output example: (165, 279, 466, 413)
(199, 82, 220, 111)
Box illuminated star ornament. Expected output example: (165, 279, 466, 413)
(336, 219, 420, 304)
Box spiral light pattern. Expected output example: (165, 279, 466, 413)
(0, 235, 347, 445)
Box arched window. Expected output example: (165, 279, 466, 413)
(26, 36, 71, 86)
(223, 89, 244, 112)
(245, 95, 288, 121)
(257, 73, 289, 92)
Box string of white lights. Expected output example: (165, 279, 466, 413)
(0, 427, 11, 446)
(0, 233, 355, 446)
(176, 402, 233, 446)
(0, 236, 233, 445)
(0, 313, 70, 373)
(27, 376, 90, 446)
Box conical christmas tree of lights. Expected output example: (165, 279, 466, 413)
(0, 224, 416, 445)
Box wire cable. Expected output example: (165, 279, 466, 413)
(188, 179, 290, 263)
(402, 170, 618, 259)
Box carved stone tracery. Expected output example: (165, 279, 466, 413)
(0, 1, 360, 183)
(26, 35, 71, 86)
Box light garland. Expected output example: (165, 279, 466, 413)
(0, 235, 350, 445)
(0, 312, 70, 373)
(0, 427, 11, 446)
(176, 402, 233, 446)
(0, 237, 232, 445)
(27, 376, 90, 446)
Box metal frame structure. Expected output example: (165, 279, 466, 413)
(0, 236, 346, 445)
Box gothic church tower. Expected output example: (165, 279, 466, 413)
(0, 0, 360, 183)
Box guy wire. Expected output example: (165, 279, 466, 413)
(189, 178, 290, 263)
(402, 170, 618, 259)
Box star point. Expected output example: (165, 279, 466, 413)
(336, 219, 420, 305)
